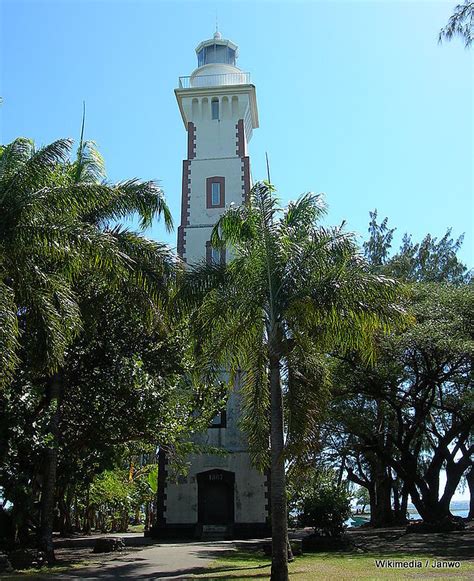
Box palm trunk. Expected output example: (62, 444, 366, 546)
(269, 351, 289, 581)
(38, 372, 62, 561)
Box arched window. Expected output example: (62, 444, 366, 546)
(211, 98, 219, 120)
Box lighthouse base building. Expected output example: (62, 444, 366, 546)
(150, 32, 270, 540)
(152, 385, 270, 539)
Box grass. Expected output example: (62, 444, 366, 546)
(127, 524, 145, 533)
(2, 550, 473, 580)
(198, 550, 474, 580)
(0, 561, 89, 580)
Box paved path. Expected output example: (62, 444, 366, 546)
(48, 540, 243, 580)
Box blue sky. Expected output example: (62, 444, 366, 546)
(1, 0, 472, 266)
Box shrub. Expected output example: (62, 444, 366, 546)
(289, 469, 351, 536)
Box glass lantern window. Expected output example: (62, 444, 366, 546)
(197, 43, 236, 66)
(197, 49, 205, 67)
(227, 47, 236, 65)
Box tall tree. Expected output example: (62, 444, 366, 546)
(329, 213, 473, 527)
(0, 136, 173, 560)
(179, 182, 403, 581)
(334, 284, 473, 524)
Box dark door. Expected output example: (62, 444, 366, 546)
(197, 470, 235, 525)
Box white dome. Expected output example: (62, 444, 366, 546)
(190, 63, 248, 87)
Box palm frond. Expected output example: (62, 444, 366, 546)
(238, 335, 270, 471)
(282, 191, 327, 233)
(0, 138, 35, 184)
(73, 139, 106, 184)
(20, 270, 82, 373)
(8, 139, 72, 192)
(284, 345, 331, 467)
(251, 181, 279, 229)
(177, 179, 406, 473)
(82, 179, 173, 231)
(108, 226, 176, 321)
(0, 278, 20, 386)
(211, 204, 258, 248)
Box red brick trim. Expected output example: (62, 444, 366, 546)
(177, 160, 191, 261)
(236, 119, 245, 157)
(206, 176, 225, 208)
(187, 122, 196, 159)
(242, 156, 250, 203)
(177, 226, 186, 259)
(156, 448, 168, 525)
(181, 160, 191, 226)
(265, 469, 271, 523)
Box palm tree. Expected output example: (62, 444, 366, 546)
(179, 182, 404, 581)
(0, 136, 174, 559)
(0, 137, 172, 376)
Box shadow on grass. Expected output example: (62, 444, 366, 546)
(20, 563, 271, 580)
(347, 524, 474, 560)
(10, 548, 271, 580)
(8, 528, 473, 579)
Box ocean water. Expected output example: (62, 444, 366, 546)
(407, 499, 470, 520)
(348, 499, 470, 527)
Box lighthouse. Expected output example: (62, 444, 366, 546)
(175, 30, 259, 265)
(151, 32, 269, 540)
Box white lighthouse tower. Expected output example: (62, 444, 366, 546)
(151, 32, 269, 540)
(175, 31, 259, 265)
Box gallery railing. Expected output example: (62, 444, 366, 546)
(178, 72, 251, 88)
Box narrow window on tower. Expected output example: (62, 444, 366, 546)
(206, 177, 225, 208)
(211, 181, 220, 206)
(211, 98, 219, 120)
(211, 247, 220, 264)
(206, 240, 226, 265)
(209, 410, 227, 429)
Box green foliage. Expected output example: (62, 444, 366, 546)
(147, 465, 159, 494)
(178, 181, 404, 579)
(439, 1, 474, 47)
(363, 210, 395, 267)
(0, 134, 184, 548)
(180, 182, 404, 469)
(388, 231, 470, 283)
(289, 469, 352, 536)
(363, 211, 471, 283)
(90, 469, 132, 509)
(355, 487, 370, 512)
(327, 212, 473, 526)
(87, 461, 159, 533)
(330, 282, 473, 522)
(0, 136, 173, 382)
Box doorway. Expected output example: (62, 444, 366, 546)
(197, 469, 235, 525)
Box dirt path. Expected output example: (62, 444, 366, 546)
(44, 540, 239, 580)
(5, 523, 473, 579)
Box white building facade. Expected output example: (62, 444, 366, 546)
(150, 32, 270, 540)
